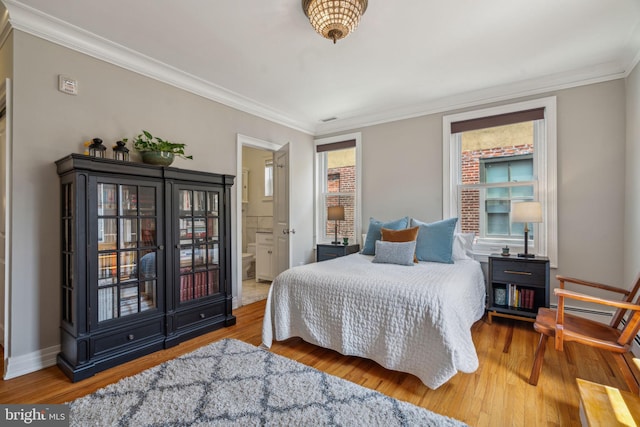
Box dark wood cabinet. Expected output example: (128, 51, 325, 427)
(487, 255, 550, 323)
(56, 154, 235, 381)
(317, 244, 360, 262)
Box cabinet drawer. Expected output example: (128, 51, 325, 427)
(492, 260, 546, 286)
(92, 318, 164, 356)
(174, 301, 225, 330)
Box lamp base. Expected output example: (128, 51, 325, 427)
(331, 241, 341, 245)
(517, 253, 535, 258)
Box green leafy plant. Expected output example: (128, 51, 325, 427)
(130, 130, 193, 160)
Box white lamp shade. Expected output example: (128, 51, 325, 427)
(327, 205, 345, 221)
(511, 201, 542, 223)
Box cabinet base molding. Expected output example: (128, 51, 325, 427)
(57, 338, 166, 383)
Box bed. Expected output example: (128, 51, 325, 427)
(261, 252, 486, 389)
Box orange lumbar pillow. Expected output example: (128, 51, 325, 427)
(380, 226, 419, 262)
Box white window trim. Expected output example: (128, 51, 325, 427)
(314, 132, 362, 246)
(442, 97, 557, 267)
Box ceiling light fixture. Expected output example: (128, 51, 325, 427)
(302, 0, 368, 44)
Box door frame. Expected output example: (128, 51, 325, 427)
(1, 78, 11, 378)
(235, 134, 284, 308)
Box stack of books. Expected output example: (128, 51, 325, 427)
(506, 283, 535, 309)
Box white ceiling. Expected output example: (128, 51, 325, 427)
(4, 0, 640, 134)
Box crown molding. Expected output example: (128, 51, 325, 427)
(2, 0, 315, 135)
(2, 1, 639, 137)
(316, 61, 628, 135)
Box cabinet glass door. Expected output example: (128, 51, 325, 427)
(96, 181, 161, 322)
(178, 188, 220, 303)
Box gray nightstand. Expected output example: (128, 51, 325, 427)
(487, 254, 550, 323)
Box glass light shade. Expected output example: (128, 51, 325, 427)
(302, 0, 368, 44)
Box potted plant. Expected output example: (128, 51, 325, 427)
(129, 130, 193, 166)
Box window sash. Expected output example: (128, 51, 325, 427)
(459, 181, 536, 239)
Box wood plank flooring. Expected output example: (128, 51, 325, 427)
(0, 300, 635, 426)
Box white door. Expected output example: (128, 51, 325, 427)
(273, 144, 290, 276)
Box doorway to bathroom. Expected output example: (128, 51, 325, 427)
(236, 134, 285, 307)
(240, 144, 273, 305)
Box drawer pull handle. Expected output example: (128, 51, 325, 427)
(127, 334, 134, 340)
(200, 313, 206, 319)
(504, 270, 532, 276)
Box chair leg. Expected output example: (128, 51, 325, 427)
(529, 334, 548, 385)
(613, 353, 640, 394)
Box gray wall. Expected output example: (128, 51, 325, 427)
(6, 30, 314, 365)
(325, 78, 628, 301)
(626, 63, 640, 287)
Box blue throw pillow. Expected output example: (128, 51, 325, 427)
(410, 217, 458, 263)
(372, 240, 416, 266)
(361, 216, 409, 255)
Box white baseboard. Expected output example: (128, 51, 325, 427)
(3, 344, 59, 380)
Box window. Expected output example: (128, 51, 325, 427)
(443, 97, 557, 265)
(315, 133, 362, 244)
(481, 155, 534, 237)
(264, 159, 273, 198)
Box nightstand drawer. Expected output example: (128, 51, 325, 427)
(491, 260, 547, 286)
(318, 246, 344, 258)
(317, 244, 359, 262)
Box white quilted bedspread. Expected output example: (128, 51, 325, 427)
(262, 253, 486, 389)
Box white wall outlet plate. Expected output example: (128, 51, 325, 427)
(58, 75, 78, 95)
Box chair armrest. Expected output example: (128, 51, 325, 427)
(554, 288, 640, 311)
(556, 275, 629, 295)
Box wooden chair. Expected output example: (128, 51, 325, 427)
(528, 274, 640, 393)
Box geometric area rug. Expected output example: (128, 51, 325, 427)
(70, 339, 468, 426)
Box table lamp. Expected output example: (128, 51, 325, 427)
(512, 201, 542, 258)
(327, 206, 345, 245)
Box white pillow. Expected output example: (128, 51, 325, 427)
(452, 233, 475, 260)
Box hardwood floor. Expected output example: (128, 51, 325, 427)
(0, 300, 635, 426)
